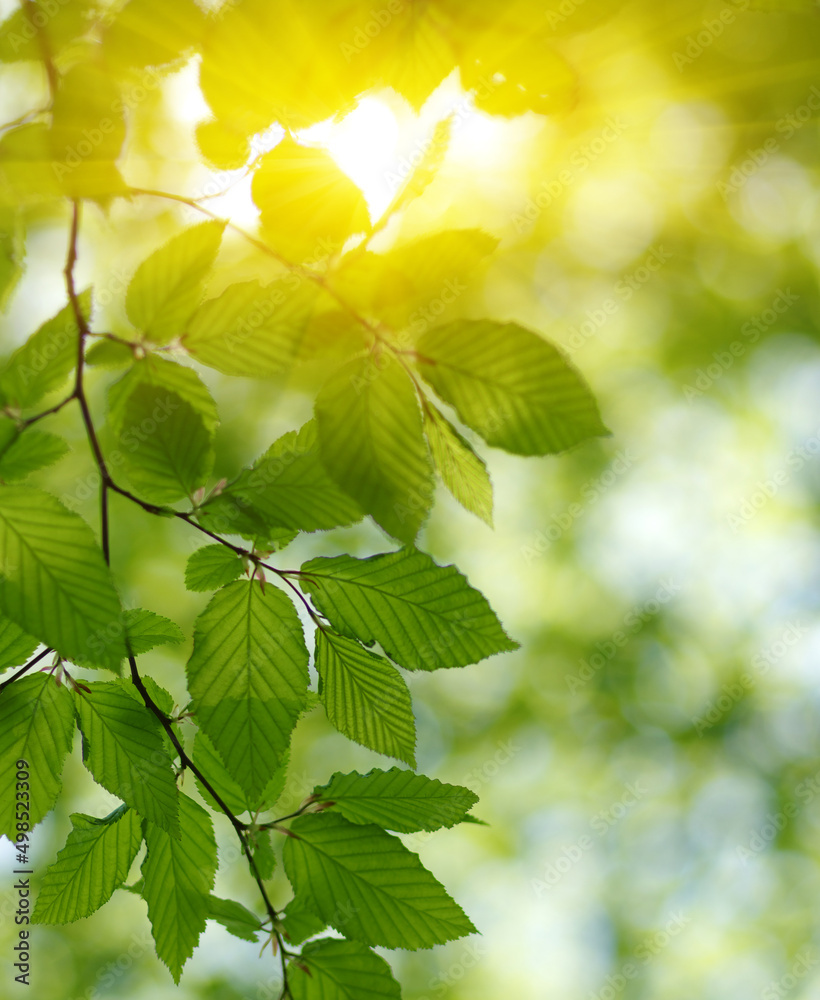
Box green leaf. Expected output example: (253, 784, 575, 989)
(0, 430, 69, 481)
(463, 34, 577, 117)
(184, 279, 323, 377)
(251, 137, 370, 263)
(185, 544, 244, 592)
(378, 4, 456, 110)
(0, 209, 24, 311)
(0, 674, 75, 839)
(75, 680, 179, 836)
(315, 353, 433, 543)
(113, 384, 214, 504)
(125, 221, 225, 343)
(283, 812, 476, 950)
(0, 293, 89, 411)
(0, 123, 58, 205)
(85, 339, 135, 369)
(192, 730, 252, 815)
(141, 793, 217, 983)
(0, 614, 37, 671)
(108, 356, 219, 436)
(301, 548, 518, 670)
(186, 581, 309, 802)
(124, 609, 185, 656)
(424, 403, 493, 526)
(315, 630, 416, 767)
(206, 895, 262, 943)
(192, 730, 289, 817)
(416, 320, 610, 455)
(101, 0, 205, 72)
(314, 768, 478, 833)
(200, 421, 363, 535)
(290, 939, 402, 1000)
(127, 674, 176, 716)
(280, 897, 326, 946)
(333, 230, 497, 333)
(48, 62, 127, 200)
(31, 805, 142, 925)
(0, 487, 126, 670)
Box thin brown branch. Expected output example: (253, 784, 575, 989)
(0, 648, 53, 695)
(65, 201, 293, 993)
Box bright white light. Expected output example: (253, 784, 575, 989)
(299, 97, 400, 218)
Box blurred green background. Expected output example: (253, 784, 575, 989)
(2, 0, 820, 998)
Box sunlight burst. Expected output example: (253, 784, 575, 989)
(298, 97, 401, 219)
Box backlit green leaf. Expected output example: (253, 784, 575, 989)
(142, 793, 217, 983)
(192, 730, 289, 817)
(251, 137, 370, 262)
(184, 279, 323, 377)
(0, 487, 126, 670)
(206, 895, 262, 943)
(315, 352, 433, 543)
(75, 680, 179, 836)
(283, 812, 477, 950)
(185, 544, 244, 592)
(31, 805, 142, 924)
(0, 674, 75, 839)
(108, 356, 219, 436)
(280, 896, 326, 946)
(0, 430, 69, 481)
(186, 581, 309, 802)
(126, 221, 225, 343)
(301, 547, 518, 670)
(113, 384, 214, 504)
(290, 939, 402, 1000)
(0, 293, 89, 411)
(0, 614, 37, 671)
(417, 320, 609, 455)
(315, 630, 416, 766)
(124, 609, 185, 656)
(424, 403, 493, 525)
(200, 421, 363, 534)
(314, 767, 478, 833)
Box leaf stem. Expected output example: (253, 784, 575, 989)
(20, 392, 77, 429)
(0, 647, 53, 694)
